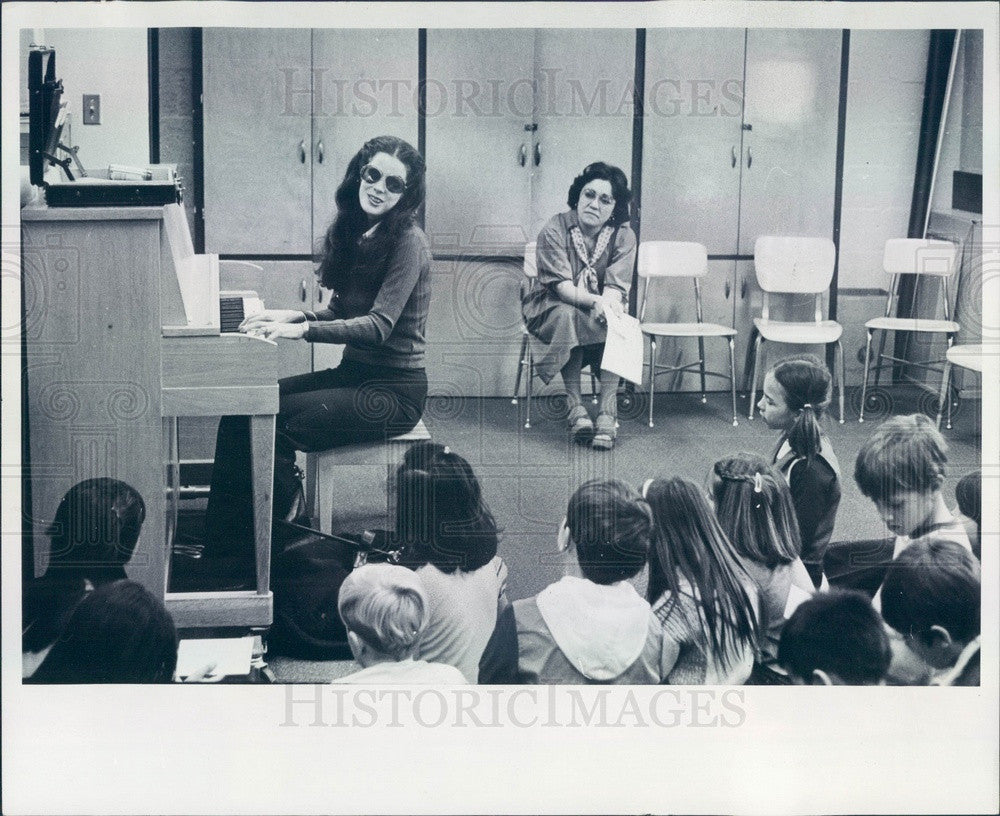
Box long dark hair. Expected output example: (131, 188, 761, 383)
(567, 161, 632, 226)
(394, 442, 499, 574)
(316, 135, 426, 291)
(29, 580, 178, 684)
(645, 477, 759, 669)
(711, 453, 802, 568)
(770, 355, 832, 462)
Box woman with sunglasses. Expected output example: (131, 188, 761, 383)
(204, 135, 430, 558)
(521, 162, 635, 450)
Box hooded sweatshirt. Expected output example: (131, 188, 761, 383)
(513, 576, 677, 684)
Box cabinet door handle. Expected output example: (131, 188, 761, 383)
(299, 140, 306, 164)
(519, 143, 527, 167)
(724, 280, 731, 299)
(741, 278, 748, 299)
(731, 146, 737, 168)
(300, 279, 308, 302)
(746, 147, 752, 169)
(316, 285, 324, 304)
(534, 142, 541, 166)
(317, 140, 324, 164)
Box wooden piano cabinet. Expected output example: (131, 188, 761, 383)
(22, 204, 278, 630)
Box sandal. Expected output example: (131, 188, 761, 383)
(591, 414, 617, 451)
(567, 404, 594, 443)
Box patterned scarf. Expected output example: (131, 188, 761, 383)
(569, 225, 614, 295)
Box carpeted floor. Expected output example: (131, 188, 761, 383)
(259, 385, 982, 682)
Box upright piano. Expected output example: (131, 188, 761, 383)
(22, 202, 278, 629)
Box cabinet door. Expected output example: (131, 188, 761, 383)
(203, 29, 312, 254)
(311, 30, 420, 246)
(219, 260, 314, 377)
(425, 30, 535, 254)
(738, 29, 842, 253)
(641, 28, 745, 253)
(530, 29, 636, 238)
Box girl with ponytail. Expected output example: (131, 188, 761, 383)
(756, 355, 842, 588)
(710, 453, 815, 683)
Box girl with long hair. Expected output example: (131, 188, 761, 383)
(644, 476, 759, 684)
(391, 442, 509, 683)
(206, 136, 431, 558)
(710, 452, 815, 683)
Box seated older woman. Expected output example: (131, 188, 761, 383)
(521, 162, 636, 450)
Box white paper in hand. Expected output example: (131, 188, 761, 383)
(600, 310, 644, 385)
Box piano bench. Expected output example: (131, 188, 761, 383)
(303, 419, 432, 535)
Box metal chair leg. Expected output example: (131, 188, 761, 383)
(524, 351, 533, 429)
(728, 338, 738, 427)
(512, 332, 528, 405)
(945, 335, 955, 430)
(698, 336, 707, 403)
(835, 340, 846, 424)
(748, 334, 763, 420)
(937, 359, 952, 430)
(873, 328, 888, 387)
(648, 338, 656, 428)
(859, 329, 874, 423)
(590, 370, 598, 404)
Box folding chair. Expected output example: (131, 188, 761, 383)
(637, 241, 738, 427)
(859, 238, 959, 422)
(748, 236, 845, 423)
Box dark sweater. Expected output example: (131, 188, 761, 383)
(305, 225, 431, 369)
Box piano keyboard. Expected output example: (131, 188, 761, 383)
(219, 294, 265, 334)
(219, 297, 246, 333)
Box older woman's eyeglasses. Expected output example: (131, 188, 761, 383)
(581, 187, 615, 207)
(360, 164, 407, 195)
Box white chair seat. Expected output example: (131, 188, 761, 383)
(753, 318, 843, 344)
(946, 344, 986, 373)
(865, 316, 960, 334)
(641, 321, 736, 338)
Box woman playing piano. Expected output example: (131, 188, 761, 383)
(204, 135, 430, 556)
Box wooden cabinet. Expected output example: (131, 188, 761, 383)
(642, 28, 842, 391)
(425, 29, 535, 253)
(425, 29, 635, 255)
(203, 29, 313, 254)
(203, 28, 419, 257)
(738, 29, 841, 253)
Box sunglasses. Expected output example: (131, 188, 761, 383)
(360, 164, 407, 195)
(581, 187, 615, 207)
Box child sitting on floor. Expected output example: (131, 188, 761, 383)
(23, 478, 146, 678)
(334, 563, 466, 684)
(28, 580, 178, 684)
(755, 355, 841, 588)
(854, 414, 970, 562)
(880, 539, 981, 686)
(514, 479, 673, 684)
(710, 452, 815, 684)
(954, 471, 982, 561)
(392, 443, 509, 683)
(644, 476, 760, 684)
(777, 590, 891, 685)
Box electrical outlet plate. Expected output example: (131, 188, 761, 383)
(82, 94, 100, 125)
